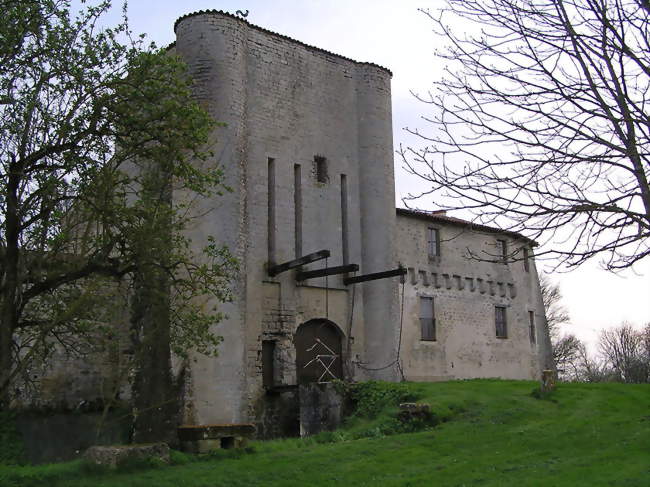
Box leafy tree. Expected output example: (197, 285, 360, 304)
(0, 0, 234, 440)
(400, 0, 650, 270)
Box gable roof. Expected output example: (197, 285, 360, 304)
(396, 208, 537, 246)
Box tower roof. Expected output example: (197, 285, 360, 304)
(172, 9, 392, 76)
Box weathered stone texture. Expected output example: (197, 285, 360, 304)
(174, 11, 398, 428)
(298, 383, 345, 437)
(396, 211, 552, 381)
(12, 12, 552, 448)
(84, 443, 170, 468)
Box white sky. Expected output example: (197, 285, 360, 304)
(85, 0, 650, 350)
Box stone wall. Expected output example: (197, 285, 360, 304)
(396, 212, 552, 381)
(174, 11, 399, 428)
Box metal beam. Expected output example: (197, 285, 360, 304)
(296, 264, 359, 281)
(343, 266, 407, 285)
(267, 249, 330, 277)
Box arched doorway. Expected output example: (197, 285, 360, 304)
(294, 319, 343, 385)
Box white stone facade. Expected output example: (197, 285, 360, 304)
(395, 209, 553, 382)
(173, 10, 400, 432)
(170, 11, 552, 432)
(13, 11, 552, 438)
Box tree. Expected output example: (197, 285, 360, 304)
(599, 323, 650, 383)
(571, 342, 616, 382)
(538, 275, 579, 374)
(400, 0, 650, 270)
(0, 0, 234, 440)
(539, 275, 570, 338)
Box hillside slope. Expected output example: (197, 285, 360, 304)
(2, 380, 649, 486)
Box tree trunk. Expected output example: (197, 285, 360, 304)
(130, 165, 177, 444)
(1, 162, 21, 408)
(131, 262, 176, 444)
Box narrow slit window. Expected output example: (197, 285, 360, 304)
(294, 164, 302, 258)
(340, 174, 349, 264)
(419, 296, 436, 341)
(528, 311, 536, 345)
(523, 247, 530, 272)
(267, 158, 276, 265)
(497, 239, 507, 264)
(495, 306, 507, 338)
(262, 340, 276, 388)
(314, 155, 328, 183)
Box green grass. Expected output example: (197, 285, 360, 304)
(1, 380, 649, 486)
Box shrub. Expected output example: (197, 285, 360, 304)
(0, 411, 25, 465)
(345, 381, 418, 418)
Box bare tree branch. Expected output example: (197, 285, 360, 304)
(400, 0, 650, 271)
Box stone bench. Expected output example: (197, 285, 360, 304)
(177, 423, 256, 453)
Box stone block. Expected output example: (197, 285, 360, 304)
(177, 423, 256, 453)
(83, 443, 170, 468)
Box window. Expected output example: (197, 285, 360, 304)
(340, 174, 349, 264)
(427, 227, 440, 260)
(497, 239, 507, 264)
(314, 155, 328, 183)
(262, 340, 276, 388)
(495, 306, 507, 338)
(294, 164, 302, 258)
(528, 311, 536, 345)
(523, 247, 530, 272)
(419, 296, 436, 341)
(267, 158, 276, 265)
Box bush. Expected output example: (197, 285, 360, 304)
(0, 411, 25, 465)
(169, 449, 193, 465)
(344, 381, 418, 418)
(334, 381, 441, 439)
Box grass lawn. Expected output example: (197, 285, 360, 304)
(1, 380, 649, 486)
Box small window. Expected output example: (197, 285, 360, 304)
(495, 306, 507, 338)
(427, 228, 440, 260)
(262, 340, 276, 388)
(523, 247, 530, 272)
(314, 155, 328, 183)
(497, 239, 507, 264)
(528, 311, 536, 345)
(419, 296, 436, 341)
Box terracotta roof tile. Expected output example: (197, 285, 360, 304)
(396, 208, 537, 246)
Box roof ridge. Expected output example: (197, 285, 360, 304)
(396, 208, 537, 245)
(173, 9, 392, 76)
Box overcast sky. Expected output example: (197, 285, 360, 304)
(83, 0, 650, 350)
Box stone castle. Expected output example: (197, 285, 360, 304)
(169, 10, 552, 435)
(15, 10, 553, 455)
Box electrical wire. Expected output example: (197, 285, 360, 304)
(354, 277, 406, 380)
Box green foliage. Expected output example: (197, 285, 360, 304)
(0, 0, 235, 405)
(2, 380, 649, 486)
(0, 412, 25, 465)
(332, 381, 439, 440)
(169, 449, 193, 466)
(205, 446, 256, 461)
(0, 460, 84, 487)
(345, 381, 418, 418)
(531, 386, 558, 402)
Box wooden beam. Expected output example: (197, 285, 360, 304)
(267, 249, 330, 277)
(296, 264, 359, 281)
(343, 266, 407, 285)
